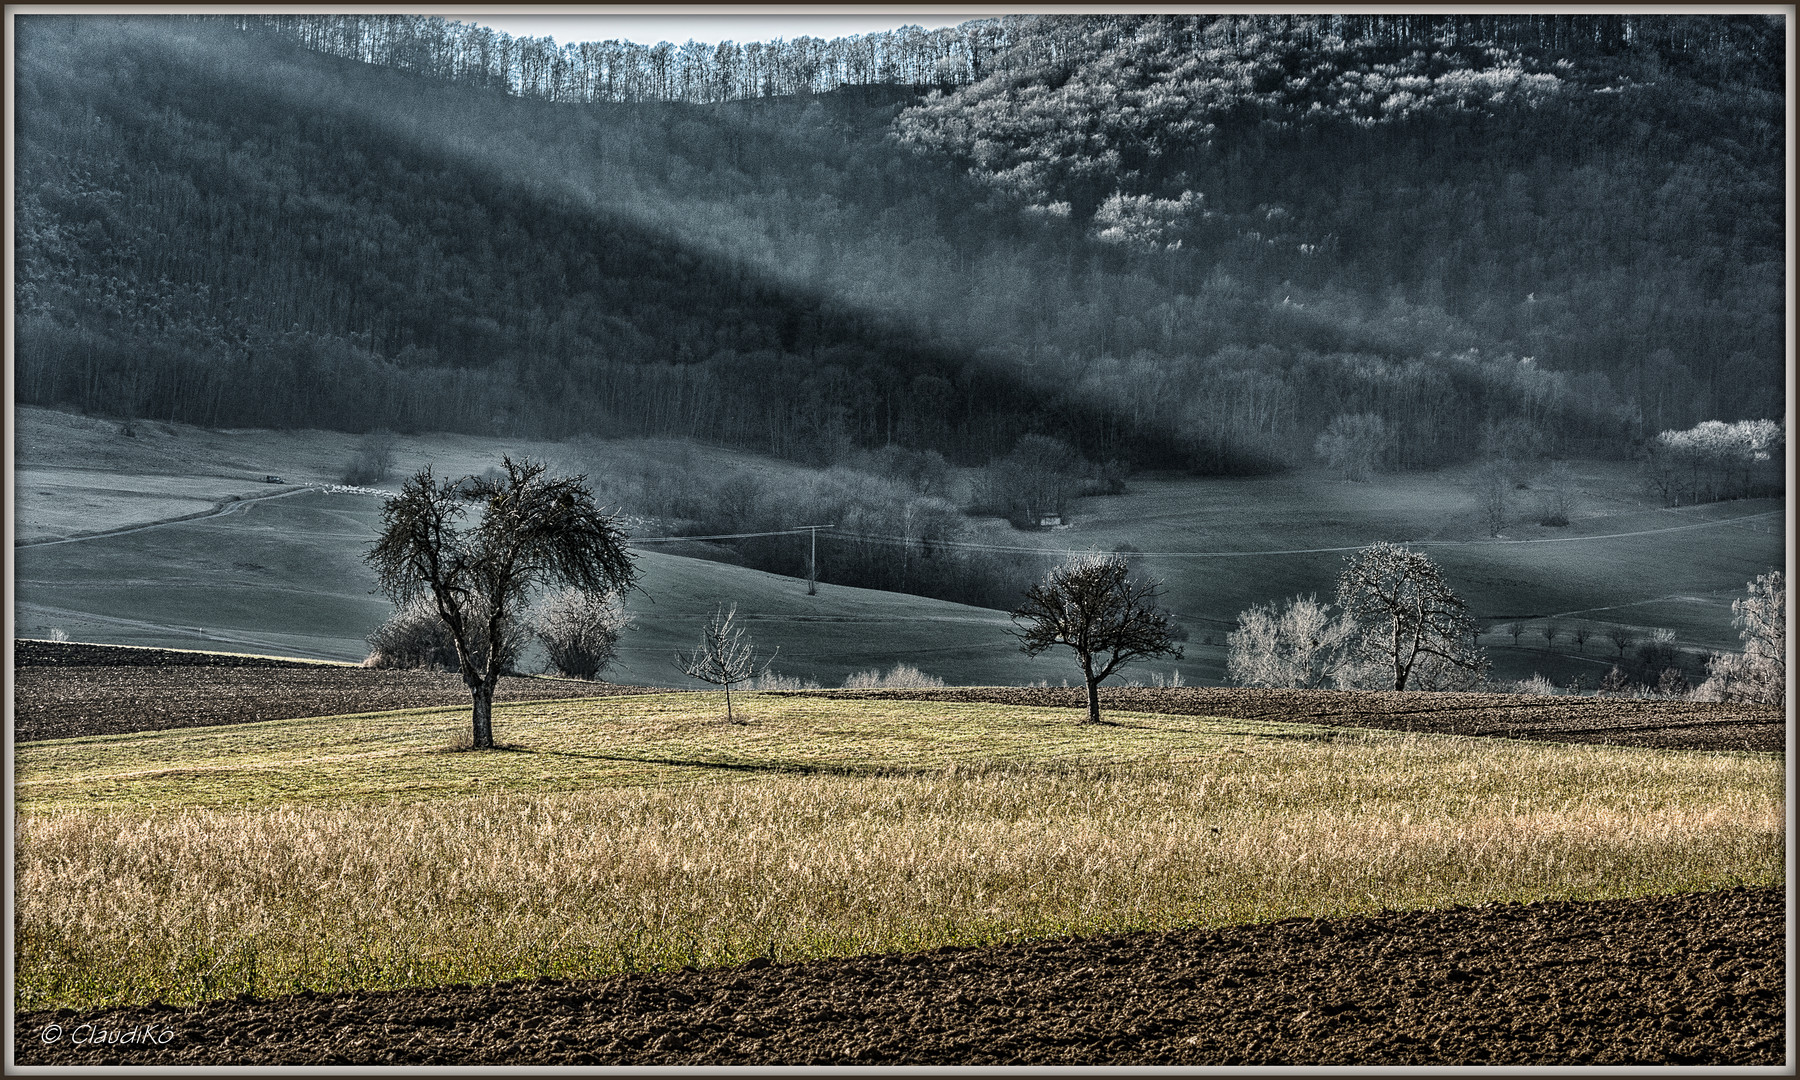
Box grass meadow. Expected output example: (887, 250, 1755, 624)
(14, 694, 1783, 1012)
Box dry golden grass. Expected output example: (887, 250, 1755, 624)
(15, 714, 1781, 1012)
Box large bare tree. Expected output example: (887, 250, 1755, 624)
(1335, 542, 1485, 691)
(367, 457, 637, 748)
(1011, 552, 1183, 723)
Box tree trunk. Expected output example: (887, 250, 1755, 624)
(471, 680, 495, 748)
(1084, 673, 1101, 724)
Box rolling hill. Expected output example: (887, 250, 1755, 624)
(12, 406, 1782, 689)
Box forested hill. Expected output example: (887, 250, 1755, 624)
(14, 14, 1785, 475)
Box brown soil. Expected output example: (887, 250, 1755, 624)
(16, 642, 1781, 752)
(13, 886, 1783, 1066)
(789, 686, 1784, 753)
(12, 640, 659, 743)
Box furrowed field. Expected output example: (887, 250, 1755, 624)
(14, 693, 1782, 1013)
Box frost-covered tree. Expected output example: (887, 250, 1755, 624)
(1090, 190, 1202, 250)
(842, 663, 946, 689)
(531, 587, 630, 680)
(365, 594, 466, 671)
(1696, 569, 1785, 707)
(1334, 542, 1486, 691)
(1643, 419, 1784, 505)
(1226, 594, 1349, 689)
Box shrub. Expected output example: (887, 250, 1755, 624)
(340, 429, 397, 486)
(842, 663, 946, 689)
(1510, 673, 1560, 697)
(1656, 667, 1691, 698)
(1597, 664, 1635, 695)
(530, 587, 630, 680)
(364, 596, 459, 671)
(365, 594, 520, 674)
(751, 671, 823, 691)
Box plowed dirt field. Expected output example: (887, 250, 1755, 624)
(13, 887, 1784, 1066)
(790, 685, 1783, 752)
(12, 640, 658, 742)
(14, 641, 1782, 750)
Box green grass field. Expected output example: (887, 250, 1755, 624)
(14, 695, 1784, 1012)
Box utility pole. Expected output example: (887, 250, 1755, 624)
(800, 524, 835, 595)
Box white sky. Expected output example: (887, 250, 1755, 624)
(459, 11, 999, 46)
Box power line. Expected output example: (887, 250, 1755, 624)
(623, 508, 1778, 560)
(629, 527, 831, 544)
(818, 509, 1782, 559)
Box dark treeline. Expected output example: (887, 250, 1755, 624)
(203, 12, 991, 102)
(14, 13, 1786, 483)
(13, 17, 1192, 468)
(211, 12, 1783, 106)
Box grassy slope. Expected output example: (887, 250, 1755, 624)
(1006, 466, 1783, 683)
(13, 492, 1072, 687)
(14, 696, 1783, 1010)
(12, 405, 1784, 686)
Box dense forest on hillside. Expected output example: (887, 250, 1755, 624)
(14, 14, 1786, 482)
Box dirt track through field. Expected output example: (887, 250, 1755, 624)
(13, 886, 1783, 1066)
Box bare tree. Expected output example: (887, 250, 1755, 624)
(1011, 552, 1183, 723)
(1315, 412, 1388, 482)
(366, 458, 638, 749)
(1696, 569, 1785, 707)
(1472, 458, 1510, 536)
(1606, 625, 1634, 658)
(342, 428, 398, 486)
(531, 586, 630, 680)
(1506, 620, 1526, 647)
(1226, 594, 1348, 689)
(1334, 542, 1486, 691)
(1535, 460, 1573, 526)
(1570, 622, 1590, 653)
(1540, 620, 1562, 652)
(676, 603, 775, 722)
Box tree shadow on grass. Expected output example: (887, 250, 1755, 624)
(510, 746, 872, 778)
